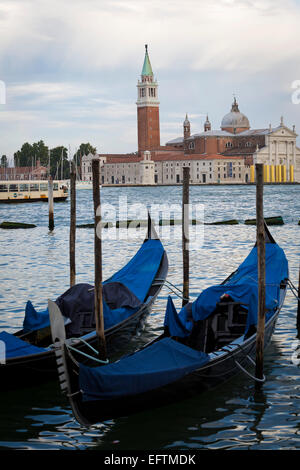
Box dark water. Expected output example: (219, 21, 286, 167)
(0, 184, 299, 450)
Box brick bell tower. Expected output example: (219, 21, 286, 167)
(137, 45, 160, 153)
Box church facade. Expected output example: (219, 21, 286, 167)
(82, 46, 300, 184)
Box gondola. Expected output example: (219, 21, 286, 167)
(51, 224, 288, 426)
(0, 217, 168, 389)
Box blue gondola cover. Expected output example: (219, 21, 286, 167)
(164, 296, 190, 337)
(0, 331, 47, 359)
(79, 337, 210, 401)
(22, 238, 165, 332)
(175, 242, 288, 335)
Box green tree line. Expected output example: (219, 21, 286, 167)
(8, 140, 97, 179)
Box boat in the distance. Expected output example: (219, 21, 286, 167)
(0, 180, 68, 203)
(0, 218, 168, 389)
(50, 224, 288, 426)
(75, 181, 93, 190)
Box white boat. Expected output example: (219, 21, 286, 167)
(0, 180, 68, 203)
(75, 181, 93, 190)
(75, 181, 102, 190)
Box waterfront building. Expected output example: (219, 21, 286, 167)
(81, 46, 300, 185)
(0, 160, 48, 181)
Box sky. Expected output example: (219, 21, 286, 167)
(0, 0, 300, 163)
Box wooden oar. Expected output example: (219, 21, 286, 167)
(92, 158, 107, 360)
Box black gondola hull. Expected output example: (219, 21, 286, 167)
(69, 298, 283, 425)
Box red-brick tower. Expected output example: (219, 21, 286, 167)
(137, 45, 160, 153)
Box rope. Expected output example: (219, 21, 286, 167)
(288, 279, 300, 302)
(234, 357, 266, 383)
(66, 344, 109, 364)
(66, 338, 109, 365)
(68, 337, 100, 356)
(157, 279, 190, 302)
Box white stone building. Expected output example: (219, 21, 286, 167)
(253, 119, 300, 182)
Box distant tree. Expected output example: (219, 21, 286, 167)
(49, 146, 69, 179)
(32, 140, 49, 167)
(74, 142, 97, 168)
(77, 142, 97, 157)
(14, 140, 49, 168)
(72, 143, 97, 179)
(14, 142, 33, 167)
(1, 155, 8, 167)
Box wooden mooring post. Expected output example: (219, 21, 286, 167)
(92, 158, 107, 360)
(69, 161, 76, 287)
(182, 167, 190, 307)
(297, 265, 300, 339)
(48, 176, 54, 231)
(255, 163, 266, 389)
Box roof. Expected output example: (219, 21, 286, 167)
(221, 98, 250, 129)
(141, 45, 153, 76)
(191, 130, 236, 138)
(89, 151, 245, 165)
(151, 152, 244, 162)
(222, 147, 259, 156)
(166, 137, 184, 144)
(237, 128, 270, 136)
(166, 127, 277, 146)
(0, 166, 47, 175)
(105, 155, 141, 164)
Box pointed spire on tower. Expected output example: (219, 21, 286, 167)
(141, 44, 153, 78)
(183, 113, 190, 140)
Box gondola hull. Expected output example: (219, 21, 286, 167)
(65, 285, 285, 426)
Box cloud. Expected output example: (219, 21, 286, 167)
(1, 0, 300, 76)
(0, 0, 300, 156)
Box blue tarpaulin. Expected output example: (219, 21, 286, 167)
(165, 242, 288, 336)
(22, 238, 165, 333)
(104, 239, 164, 303)
(0, 331, 47, 358)
(79, 337, 209, 401)
(164, 296, 190, 337)
(23, 301, 49, 332)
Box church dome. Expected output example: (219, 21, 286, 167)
(221, 98, 250, 131)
